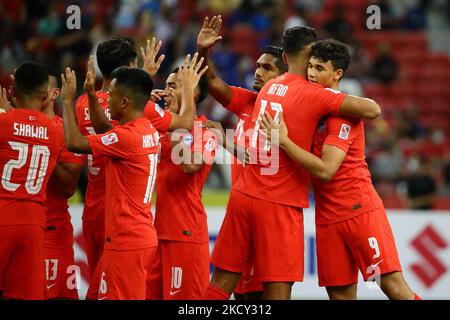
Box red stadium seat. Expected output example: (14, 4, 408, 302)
(434, 197, 450, 210)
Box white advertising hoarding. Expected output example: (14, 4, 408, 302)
(68, 205, 450, 299)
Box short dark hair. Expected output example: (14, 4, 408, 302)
(282, 26, 318, 55)
(260, 45, 288, 73)
(96, 38, 137, 79)
(170, 68, 209, 103)
(311, 39, 351, 73)
(111, 67, 153, 111)
(14, 61, 49, 97)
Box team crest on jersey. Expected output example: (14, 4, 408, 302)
(101, 133, 119, 146)
(155, 104, 165, 118)
(339, 124, 351, 140)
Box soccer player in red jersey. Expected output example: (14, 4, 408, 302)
(260, 39, 420, 300)
(204, 26, 382, 300)
(0, 62, 63, 300)
(62, 66, 162, 300)
(197, 16, 288, 300)
(146, 66, 215, 300)
(43, 70, 83, 299)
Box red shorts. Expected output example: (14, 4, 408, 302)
(234, 266, 263, 295)
(316, 208, 402, 287)
(82, 220, 105, 300)
(97, 247, 157, 300)
(211, 189, 304, 282)
(44, 236, 79, 300)
(147, 240, 210, 300)
(0, 225, 45, 300)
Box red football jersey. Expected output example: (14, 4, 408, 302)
(225, 86, 257, 185)
(154, 116, 216, 243)
(233, 73, 346, 208)
(311, 116, 383, 225)
(87, 117, 159, 250)
(45, 115, 84, 239)
(143, 100, 173, 133)
(0, 108, 63, 226)
(75, 92, 112, 222)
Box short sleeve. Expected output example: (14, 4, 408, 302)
(225, 86, 258, 116)
(323, 117, 360, 153)
(181, 122, 217, 165)
(143, 100, 172, 133)
(87, 126, 134, 159)
(309, 85, 347, 118)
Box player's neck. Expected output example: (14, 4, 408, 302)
(119, 111, 143, 125)
(15, 98, 44, 112)
(100, 79, 112, 92)
(287, 64, 307, 78)
(330, 82, 339, 90)
(42, 104, 56, 118)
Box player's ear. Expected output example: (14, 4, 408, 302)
(335, 69, 344, 82)
(53, 88, 61, 100)
(282, 52, 288, 65)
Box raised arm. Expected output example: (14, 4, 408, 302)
(340, 95, 381, 120)
(197, 15, 233, 107)
(61, 68, 92, 154)
(84, 55, 112, 134)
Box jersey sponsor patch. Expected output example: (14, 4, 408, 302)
(101, 133, 119, 146)
(338, 124, 351, 140)
(155, 104, 165, 118)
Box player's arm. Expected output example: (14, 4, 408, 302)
(170, 133, 205, 174)
(339, 95, 381, 120)
(197, 15, 232, 107)
(85, 55, 112, 134)
(202, 120, 249, 164)
(51, 162, 82, 197)
(61, 68, 92, 154)
(260, 112, 345, 182)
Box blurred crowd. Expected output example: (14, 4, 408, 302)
(1, 0, 449, 209)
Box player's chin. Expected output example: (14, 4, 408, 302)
(253, 82, 262, 91)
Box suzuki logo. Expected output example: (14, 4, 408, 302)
(410, 225, 448, 288)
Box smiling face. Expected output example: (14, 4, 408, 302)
(307, 56, 343, 88)
(253, 53, 283, 91)
(163, 72, 181, 113)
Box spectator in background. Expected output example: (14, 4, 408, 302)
(404, 156, 437, 210)
(324, 5, 353, 42)
(371, 43, 398, 84)
(284, 5, 308, 30)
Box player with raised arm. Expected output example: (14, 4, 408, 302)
(62, 66, 162, 300)
(0, 62, 63, 300)
(197, 15, 287, 300)
(204, 26, 381, 300)
(260, 39, 420, 300)
(146, 62, 214, 300)
(42, 69, 84, 299)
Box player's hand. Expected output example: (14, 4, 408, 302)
(84, 55, 96, 96)
(141, 37, 165, 77)
(197, 16, 223, 49)
(177, 53, 208, 92)
(0, 85, 12, 112)
(61, 68, 77, 104)
(259, 111, 288, 146)
(150, 89, 165, 103)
